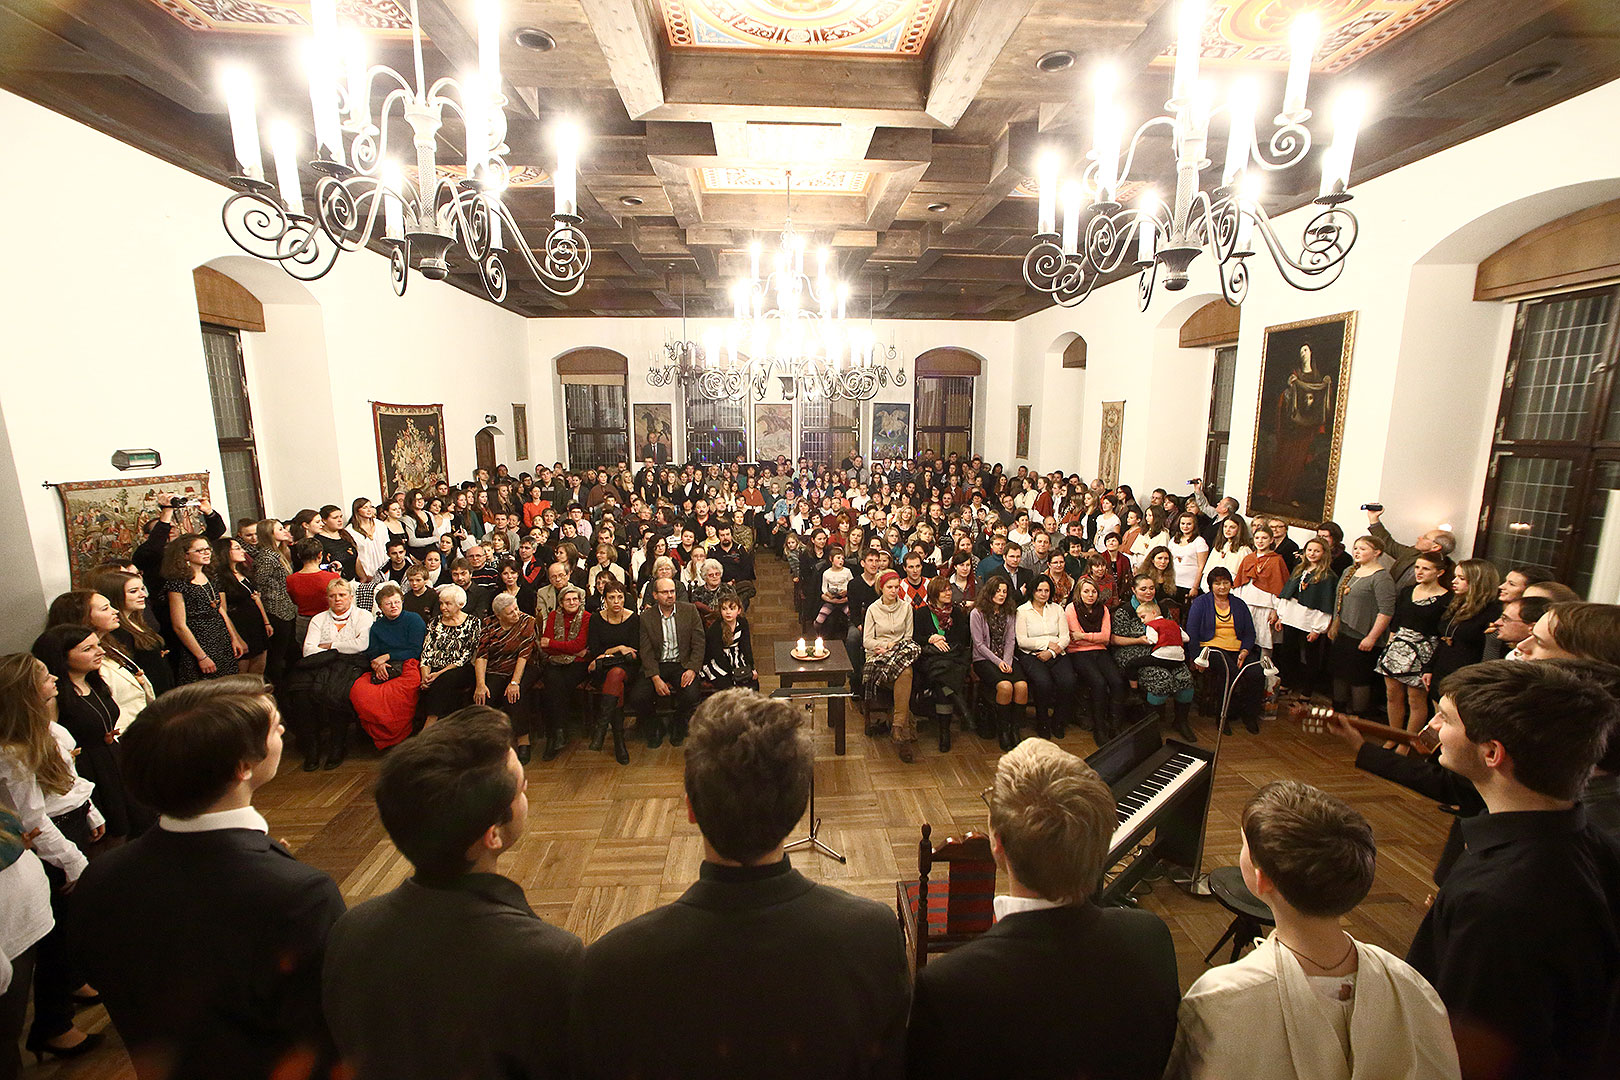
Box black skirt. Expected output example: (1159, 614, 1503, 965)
(1329, 632, 1381, 686)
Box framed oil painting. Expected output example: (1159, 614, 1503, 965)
(373, 402, 448, 498)
(1099, 401, 1125, 489)
(754, 403, 794, 463)
(1015, 405, 1032, 459)
(55, 472, 211, 585)
(871, 402, 911, 461)
(512, 403, 529, 460)
(633, 402, 674, 464)
(1248, 312, 1356, 527)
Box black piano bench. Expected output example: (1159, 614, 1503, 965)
(1202, 865, 1275, 965)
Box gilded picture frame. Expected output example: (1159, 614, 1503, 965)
(1248, 311, 1357, 528)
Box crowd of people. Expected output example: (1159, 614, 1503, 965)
(0, 446, 1615, 1080)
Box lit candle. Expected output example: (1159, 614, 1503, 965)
(814, 636, 824, 654)
(1060, 179, 1082, 256)
(1172, 0, 1205, 104)
(552, 119, 579, 217)
(797, 637, 807, 653)
(221, 66, 263, 180)
(1092, 67, 1121, 203)
(1222, 79, 1257, 186)
(270, 120, 304, 215)
(1319, 90, 1366, 197)
(1035, 149, 1060, 235)
(477, 0, 502, 89)
(463, 72, 487, 180)
(837, 281, 849, 321)
(1283, 13, 1319, 119)
(749, 240, 762, 283)
(1235, 173, 1262, 252)
(488, 195, 503, 249)
(732, 279, 747, 320)
(1137, 191, 1158, 264)
(381, 160, 404, 239)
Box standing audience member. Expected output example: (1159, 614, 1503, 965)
(47, 589, 154, 734)
(1425, 559, 1503, 697)
(569, 691, 909, 1080)
(1374, 551, 1450, 739)
(1327, 536, 1395, 716)
(212, 538, 271, 675)
(1404, 661, 1620, 1080)
(908, 738, 1179, 1080)
(1272, 538, 1337, 698)
(96, 569, 172, 696)
(250, 520, 299, 684)
(0, 796, 55, 1080)
(1366, 507, 1456, 590)
(72, 677, 346, 1080)
(323, 707, 582, 1080)
(283, 537, 338, 642)
(32, 625, 143, 837)
(0, 654, 105, 1063)
(163, 533, 244, 684)
(1166, 781, 1459, 1080)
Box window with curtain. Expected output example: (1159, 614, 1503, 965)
(686, 390, 748, 464)
(199, 323, 264, 521)
(1478, 285, 1620, 594)
(914, 375, 974, 459)
(799, 395, 860, 465)
(563, 382, 629, 470)
(1203, 345, 1237, 496)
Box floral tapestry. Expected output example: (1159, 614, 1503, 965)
(372, 402, 448, 498)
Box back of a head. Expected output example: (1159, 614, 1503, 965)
(989, 739, 1115, 904)
(1242, 781, 1375, 918)
(684, 690, 811, 863)
(1440, 659, 1620, 801)
(121, 676, 277, 818)
(374, 707, 517, 883)
(1547, 602, 1620, 667)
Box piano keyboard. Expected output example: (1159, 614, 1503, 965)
(1110, 751, 1208, 856)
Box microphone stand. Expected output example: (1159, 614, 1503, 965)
(1179, 648, 1261, 897)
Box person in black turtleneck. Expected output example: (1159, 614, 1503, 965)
(570, 690, 909, 1079)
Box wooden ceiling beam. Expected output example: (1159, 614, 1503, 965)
(944, 121, 1036, 234)
(647, 156, 702, 227)
(924, 0, 1041, 127)
(652, 52, 933, 127)
(866, 163, 930, 231)
(577, 0, 666, 119)
(416, 0, 536, 119)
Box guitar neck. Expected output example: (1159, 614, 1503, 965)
(1339, 714, 1428, 746)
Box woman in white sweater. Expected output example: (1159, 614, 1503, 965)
(302, 579, 374, 657)
(1015, 576, 1076, 737)
(862, 570, 923, 763)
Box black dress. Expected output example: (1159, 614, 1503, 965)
(1428, 599, 1503, 694)
(220, 572, 269, 658)
(58, 681, 149, 838)
(164, 578, 239, 684)
(586, 611, 641, 689)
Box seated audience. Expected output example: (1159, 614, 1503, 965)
(971, 574, 1028, 749)
(569, 690, 908, 1079)
(349, 582, 426, 750)
(908, 738, 1179, 1080)
(699, 586, 758, 692)
(584, 578, 639, 765)
(71, 677, 346, 1080)
(473, 593, 537, 764)
(863, 569, 923, 762)
(1166, 780, 1460, 1080)
(1015, 575, 1073, 739)
(1188, 566, 1264, 734)
(416, 584, 479, 730)
(628, 577, 705, 749)
(291, 578, 372, 771)
(537, 586, 591, 761)
(912, 574, 972, 750)
(323, 707, 582, 1080)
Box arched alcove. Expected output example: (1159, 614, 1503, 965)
(554, 347, 632, 468)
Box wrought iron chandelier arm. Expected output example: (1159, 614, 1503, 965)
(1252, 120, 1313, 172)
(347, 86, 415, 176)
(486, 206, 592, 298)
(1110, 115, 1178, 193)
(222, 187, 332, 273)
(1248, 200, 1359, 291)
(313, 173, 388, 252)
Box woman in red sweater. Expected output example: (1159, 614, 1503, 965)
(537, 586, 591, 761)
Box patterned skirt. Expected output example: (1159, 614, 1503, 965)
(1374, 628, 1437, 686)
(864, 637, 922, 695)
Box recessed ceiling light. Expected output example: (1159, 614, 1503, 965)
(927, 202, 950, 213)
(619, 195, 644, 207)
(1505, 61, 1561, 88)
(1036, 50, 1076, 74)
(513, 27, 556, 52)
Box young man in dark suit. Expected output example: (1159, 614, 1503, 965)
(627, 576, 706, 748)
(570, 690, 910, 1080)
(71, 677, 345, 1080)
(322, 707, 582, 1080)
(906, 738, 1181, 1080)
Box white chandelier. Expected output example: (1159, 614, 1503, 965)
(1023, 1, 1363, 310)
(218, 0, 589, 300)
(647, 173, 903, 402)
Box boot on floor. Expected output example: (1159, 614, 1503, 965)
(937, 712, 952, 753)
(1172, 700, 1198, 742)
(543, 717, 566, 761)
(323, 718, 348, 770)
(589, 696, 611, 752)
(610, 705, 629, 766)
(301, 727, 325, 772)
(998, 702, 1020, 752)
(669, 716, 688, 747)
(645, 716, 665, 749)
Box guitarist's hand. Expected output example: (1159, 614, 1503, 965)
(1324, 713, 1367, 753)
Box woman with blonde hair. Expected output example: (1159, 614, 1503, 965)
(92, 569, 171, 696)
(0, 653, 105, 1062)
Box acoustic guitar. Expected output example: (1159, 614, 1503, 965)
(1284, 700, 1440, 755)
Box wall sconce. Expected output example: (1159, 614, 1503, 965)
(111, 449, 162, 471)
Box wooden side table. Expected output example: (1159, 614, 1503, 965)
(772, 640, 853, 755)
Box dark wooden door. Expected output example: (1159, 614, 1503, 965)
(475, 427, 497, 476)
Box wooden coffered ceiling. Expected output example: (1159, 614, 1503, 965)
(3, 0, 1619, 319)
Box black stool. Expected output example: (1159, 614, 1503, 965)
(1203, 865, 1275, 965)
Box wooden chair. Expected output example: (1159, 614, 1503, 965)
(896, 824, 996, 974)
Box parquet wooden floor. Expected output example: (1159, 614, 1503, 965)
(38, 551, 1448, 1079)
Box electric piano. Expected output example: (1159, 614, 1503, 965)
(1085, 718, 1215, 905)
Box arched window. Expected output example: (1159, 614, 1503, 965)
(913, 348, 981, 459)
(557, 348, 629, 469)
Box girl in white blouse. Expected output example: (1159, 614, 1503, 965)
(1015, 576, 1076, 738)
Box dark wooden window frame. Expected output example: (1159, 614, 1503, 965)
(563, 379, 631, 471)
(1203, 345, 1238, 497)
(200, 322, 265, 520)
(913, 375, 975, 457)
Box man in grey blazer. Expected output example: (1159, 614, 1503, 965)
(628, 576, 705, 747)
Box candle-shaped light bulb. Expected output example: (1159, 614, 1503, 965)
(1223, 78, 1258, 186)
(1172, 0, 1205, 104)
(837, 281, 849, 321)
(1035, 149, 1060, 235)
(488, 195, 503, 249)
(1236, 173, 1262, 252)
(462, 73, 487, 181)
(731, 279, 748, 320)
(1137, 191, 1158, 264)
(1283, 13, 1319, 118)
(221, 66, 263, 180)
(305, 42, 344, 165)
(1060, 179, 1082, 256)
(552, 119, 579, 217)
(749, 240, 762, 283)
(381, 160, 404, 239)
(1320, 90, 1366, 197)
(1092, 67, 1122, 203)
(477, 0, 502, 88)
(269, 120, 304, 215)
(340, 26, 368, 125)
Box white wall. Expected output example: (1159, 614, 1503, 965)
(1007, 77, 1620, 552)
